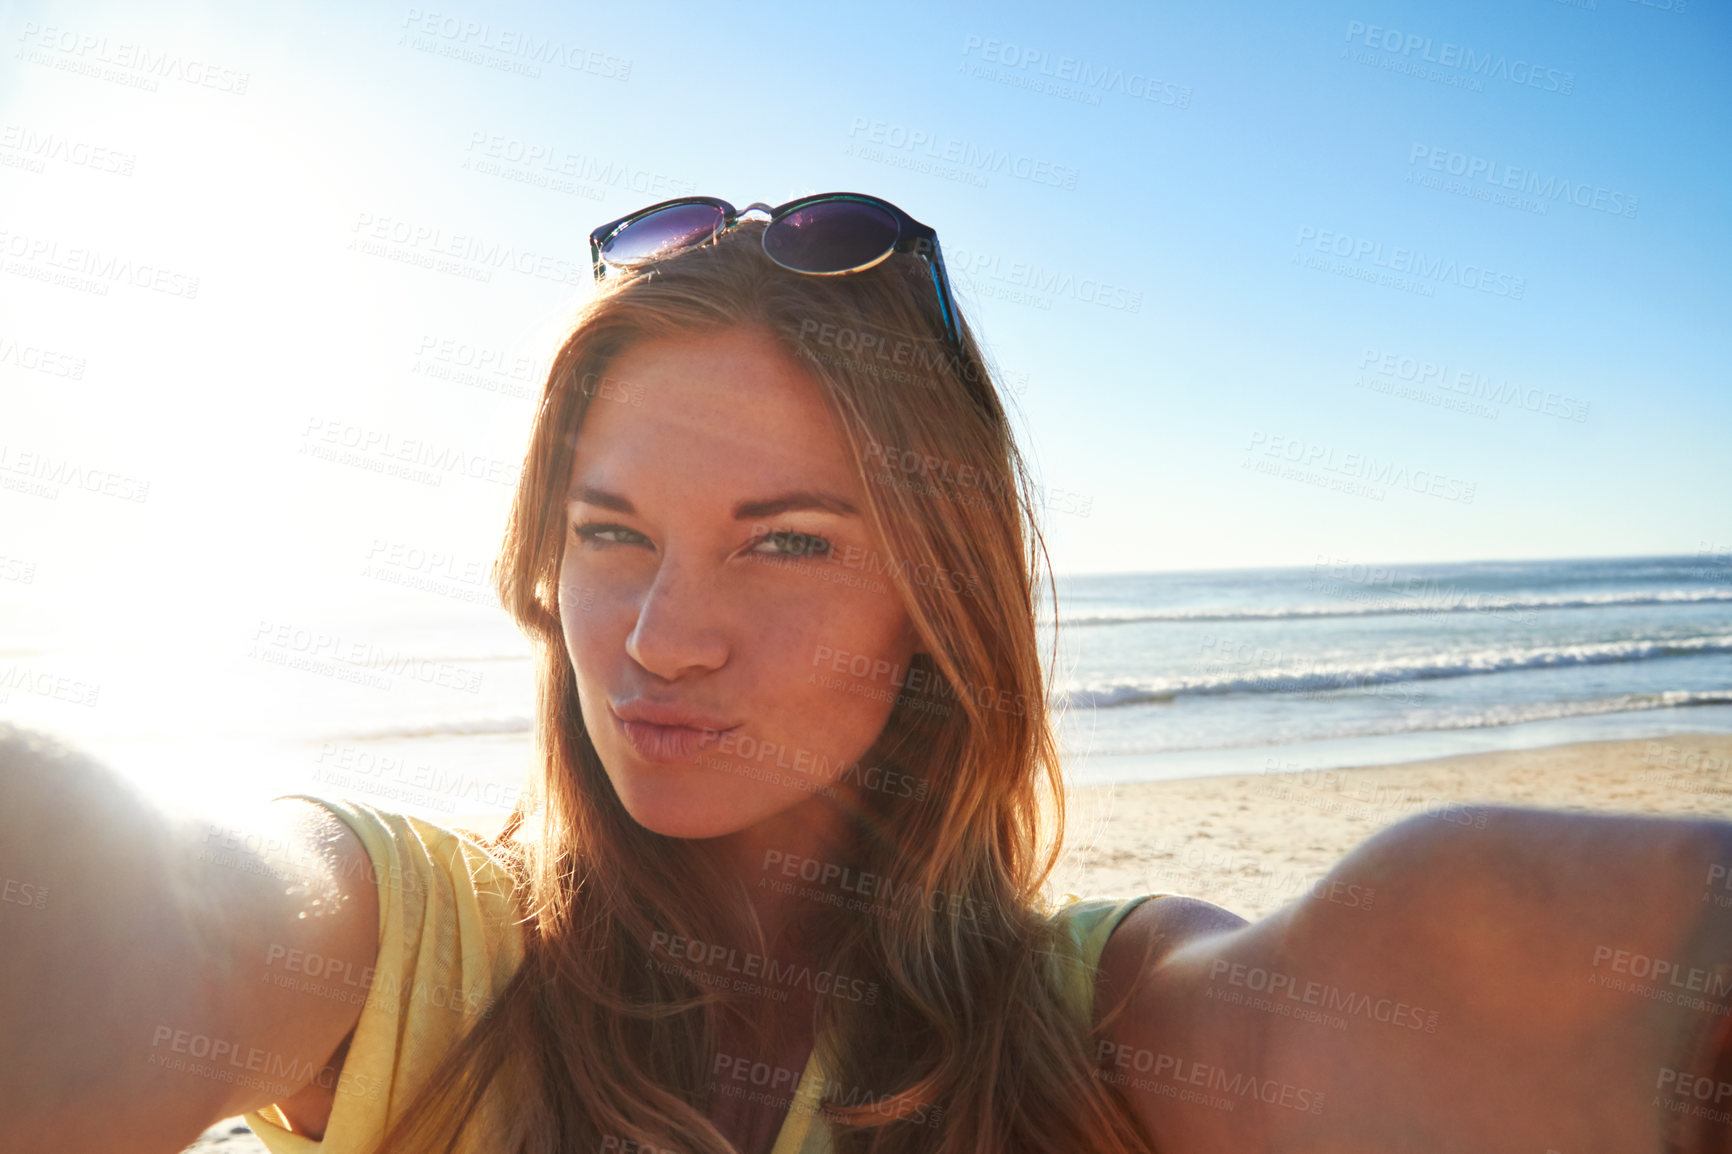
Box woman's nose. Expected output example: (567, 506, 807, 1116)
(624, 560, 730, 680)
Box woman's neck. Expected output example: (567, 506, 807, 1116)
(701, 788, 861, 955)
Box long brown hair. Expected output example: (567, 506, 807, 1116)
(370, 218, 1159, 1153)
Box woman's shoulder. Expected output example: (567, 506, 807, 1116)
(1044, 893, 1165, 962)
(245, 794, 530, 1153)
(1034, 891, 1237, 1030)
(275, 794, 524, 899)
(1046, 891, 1240, 958)
(1050, 891, 1245, 1028)
(268, 789, 529, 941)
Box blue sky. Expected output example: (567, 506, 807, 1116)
(2, 0, 1728, 631)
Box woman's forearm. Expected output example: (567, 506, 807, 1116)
(0, 731, 232, 1150)
(0, 731, 376, 1153)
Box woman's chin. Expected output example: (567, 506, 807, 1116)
(626, 806, 744, 840)
(610, 781, 754, 840)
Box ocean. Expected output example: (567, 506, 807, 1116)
(1050, 554, 1732, 785)
(2, 554, 1728, 816)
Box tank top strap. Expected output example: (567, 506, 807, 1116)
(1048, 892, 1170, 1027)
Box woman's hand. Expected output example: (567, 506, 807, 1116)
(1096, 806, 1732, 1153)
(0, 733, 379, 1153)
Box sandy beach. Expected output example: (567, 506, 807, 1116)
(1050, 734, 1732, 920)
(182, 733, 1732, 1152)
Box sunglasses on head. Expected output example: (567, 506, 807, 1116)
(588, 192, 963, 358)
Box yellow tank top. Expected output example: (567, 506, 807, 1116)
(245, 797, 1162, 1154)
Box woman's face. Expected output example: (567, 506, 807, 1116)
(559, 324, 920, 844)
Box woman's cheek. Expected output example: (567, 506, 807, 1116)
(561, 567, 620, 624)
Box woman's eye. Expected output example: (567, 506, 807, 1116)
(757, 530, 833, 559)
(573, 523, 646, 547)
(571, 523, 831, 559)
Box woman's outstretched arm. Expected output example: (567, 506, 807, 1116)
(1098, 805, 1732, 1154)
(0, 731, 379, 1154)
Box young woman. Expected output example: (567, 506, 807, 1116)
(3, 194, 1729, 1154)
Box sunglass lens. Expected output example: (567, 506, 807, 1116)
(601, 203, 728, 266)
(763, 200, 899, 273)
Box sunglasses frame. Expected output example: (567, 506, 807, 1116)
(589, 192, 963, 358)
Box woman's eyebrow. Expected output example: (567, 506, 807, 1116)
(570, 486, 633, 513)
(733, 491, 860, 520)
(569, 486, 859, 519)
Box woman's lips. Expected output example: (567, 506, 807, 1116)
(613, 713, 736, 762)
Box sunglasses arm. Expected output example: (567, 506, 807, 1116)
(912, 235, 962, 352)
